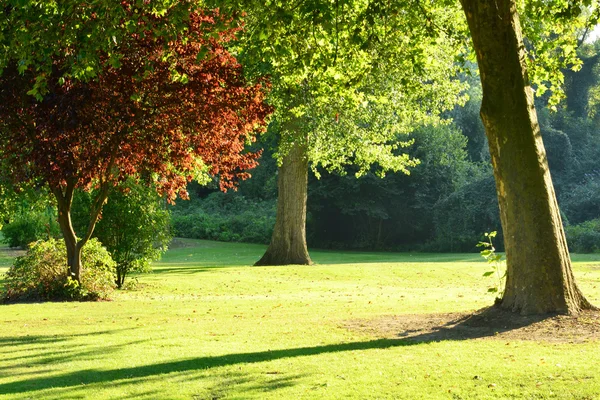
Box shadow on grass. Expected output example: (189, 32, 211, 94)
(150, 265, 246, 275)
(0, 328, 134, 350)
(150, 254, 484, 275)
(0, 310, 545, 396)
(0, 328, 144, 380)
(156, 239, 485, 271)
(393, 307, 554, 342)
(0, 338, 410, 395)
(310, 251, 483, 265)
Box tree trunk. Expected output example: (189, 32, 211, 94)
(460, 0, 595, 314)
(255, 142, 312, 265)
(52, 182, 110, 283)
(54, 184, 83, 282)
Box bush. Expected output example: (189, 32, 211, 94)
(560, 179, 600, 225)
(1, 209, 61, 248)
(430, 174, 503, 252)
(565, 219, 600, 253)
(171, 192, 275, 244)
(1, 238, 116, 302)
(72, 181, 172, 288)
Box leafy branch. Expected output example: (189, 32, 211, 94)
(477, 231, 506, 296)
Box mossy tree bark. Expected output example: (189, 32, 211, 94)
(460, 0, 595, 314)
(255, 142, 312, 266)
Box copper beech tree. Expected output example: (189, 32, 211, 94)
(0, 11, 271, 283)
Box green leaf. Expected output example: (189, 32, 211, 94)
(196, 46, 209, 62)
(482, 271, 495, 277)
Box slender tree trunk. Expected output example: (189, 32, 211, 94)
(460, 0, 595, 314)
(52, 182, 110, 283)
(255, 142, 312, 265)
(116, 265, 126, 289)
(53, 183, 83, 282)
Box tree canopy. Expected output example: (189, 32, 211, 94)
(0, 7, 271, 281)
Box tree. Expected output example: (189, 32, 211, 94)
(307, 124, 473, 250)
(459, 0, 595, 314)
(215, 0, 468, 265)
(73, 180, 172, 289)
(0, 9, 271, 283)
(0, 1, 195, 100)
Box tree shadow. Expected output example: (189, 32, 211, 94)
(0, 308, 549, 396)
(149, 253, 484, 276)
(0, 328, 142, 381)
(0, 337, 411, 395)
(310, 251, 483, 265)
(0, 328, 134, 350)
(150, 265, 245, 275)
(393, 307, 555, 343)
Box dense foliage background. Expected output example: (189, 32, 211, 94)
(168, 40, 600, 253)
(4, 41, 600, 254)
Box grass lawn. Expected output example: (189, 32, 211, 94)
(1, 238, 600, 399)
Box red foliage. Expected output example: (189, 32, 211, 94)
(0, 10, 271, 202)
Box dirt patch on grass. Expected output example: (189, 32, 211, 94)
(344, 307, 600, 343)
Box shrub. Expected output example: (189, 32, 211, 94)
(1, 238, 116, 302)
(560, 179, 600, 225)
(430, 174, 503, 252)
(171, 192, 275, 244)
(565, 219, 600, 253)
(72, 181, 172, 288)
(1, 209, 61, 248)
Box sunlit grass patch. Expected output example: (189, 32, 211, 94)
(0, 239, 599, 399)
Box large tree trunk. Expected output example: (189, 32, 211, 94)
(255, 142, 312, 266)
(460, 0, 595, 314)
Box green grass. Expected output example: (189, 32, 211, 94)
(1, 239, 600, 399)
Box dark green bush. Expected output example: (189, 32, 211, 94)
(1, 238, 116, 302)
(171, 192, 275, 244)
(431, 174, 503, 252)
(565, 219, 600, 253)
(560, 179, 600, 225)
(1, 209, 61, 248)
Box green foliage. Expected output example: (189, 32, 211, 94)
(449, 78, 488, 162)
(307, 124, 474, 250)
(95, 183, 172, 289)
(1, 208, 61, 248)
(217, 0, 469, 178)
(520, 0, 599, 108)
(1, 238, 116, 302)
(566, 218, 600, 253)
(0, 187, 59, 248)
(561, 179, 600, 225)
(432, 173, 502, 252)
(72, 181, 172, 288)
(477, 231, 506, 296)
(564, 48, 600, 118)
(171, 192, 275, 244)
(541, 127, 573, 173)
(0, 1, 194, 98)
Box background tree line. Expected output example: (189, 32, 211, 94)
(168, 39, 600, 254)
(6, 39, 600, 257)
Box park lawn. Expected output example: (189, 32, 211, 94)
(0, 239, 599, 399)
